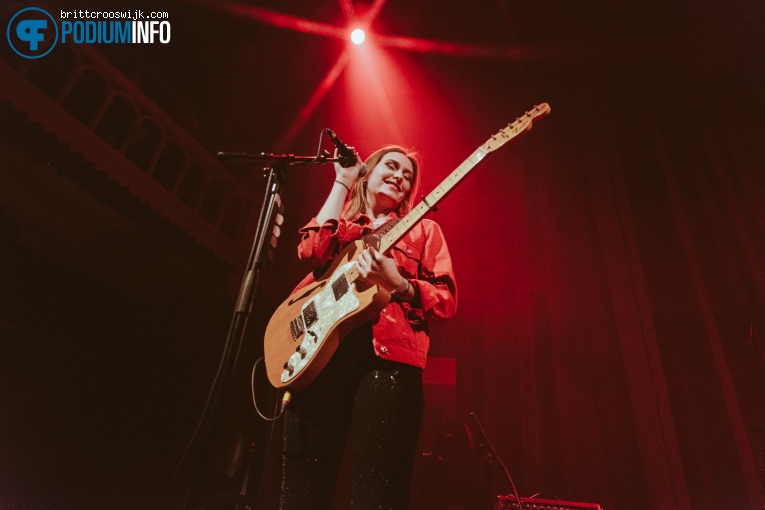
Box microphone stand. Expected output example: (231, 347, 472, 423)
(182, 151, 338, 510)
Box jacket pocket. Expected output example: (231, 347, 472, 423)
(392, 239, 422, 278)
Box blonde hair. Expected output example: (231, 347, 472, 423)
(342, 145, 421, 220)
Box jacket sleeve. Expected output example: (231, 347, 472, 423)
(405, 220, 458, 323)
(296, 217, 348, 265)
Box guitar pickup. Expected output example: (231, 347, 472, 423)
(289, 315, 305, 341)
(303, 301, 318, 328)
(331, 274, 350, 300)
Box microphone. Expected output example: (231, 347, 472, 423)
(327, 129, 367, 176)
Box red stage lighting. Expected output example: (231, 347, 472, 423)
(350, 28, 365, 45)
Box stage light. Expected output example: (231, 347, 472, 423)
(350, 28, 365, 45)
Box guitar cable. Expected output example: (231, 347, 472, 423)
(251, 356, 291, 421)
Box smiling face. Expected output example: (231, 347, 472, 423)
(342, 145, 421, 221)
(365, 152, 415, 214)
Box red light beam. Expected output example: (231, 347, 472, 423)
(193, 0, 599, 62)
(274, 48, 353, 151)
(195, 0, 347, 39)
(338, 0, 356, 21)
(361, 0, 388, 26)
(372, 32, 598, 62)
(273, 0, 389, 148)
(353, 46, 404, 143)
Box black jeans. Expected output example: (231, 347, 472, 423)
(281, 323, 424, 510)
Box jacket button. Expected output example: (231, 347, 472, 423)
(406, 248, 412, 254)
(380, 346, 389, 354)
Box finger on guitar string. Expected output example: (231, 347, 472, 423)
(355, 255, 369, 277)
(363, 247, 378, 267)
(368, 245, 383, 262)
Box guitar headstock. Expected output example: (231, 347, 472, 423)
(481, 103, 551, 153)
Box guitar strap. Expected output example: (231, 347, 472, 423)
(362, 218, 400, 251)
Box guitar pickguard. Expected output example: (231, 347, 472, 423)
(281, 262, 359, 384)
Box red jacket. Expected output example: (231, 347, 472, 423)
(293, 214, 458, 369)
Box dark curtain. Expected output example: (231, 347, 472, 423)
(431, 39, 765, 510)
(266, 9, 765, 508)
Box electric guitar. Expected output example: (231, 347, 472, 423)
(264, 103, 551, 390)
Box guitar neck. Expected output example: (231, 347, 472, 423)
(344, 102, 550, 283)
(378, 147, 488, 254)
(343, 148, 485, 285)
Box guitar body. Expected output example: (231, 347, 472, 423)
(264, 239, 391, 390)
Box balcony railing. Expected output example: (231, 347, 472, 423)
(0, 41, 256, 272)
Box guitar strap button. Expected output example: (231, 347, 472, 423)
(379, 346, 389, 354)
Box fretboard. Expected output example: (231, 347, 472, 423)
(378, 146, 488, 254)
(343, 101, 550, 284)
